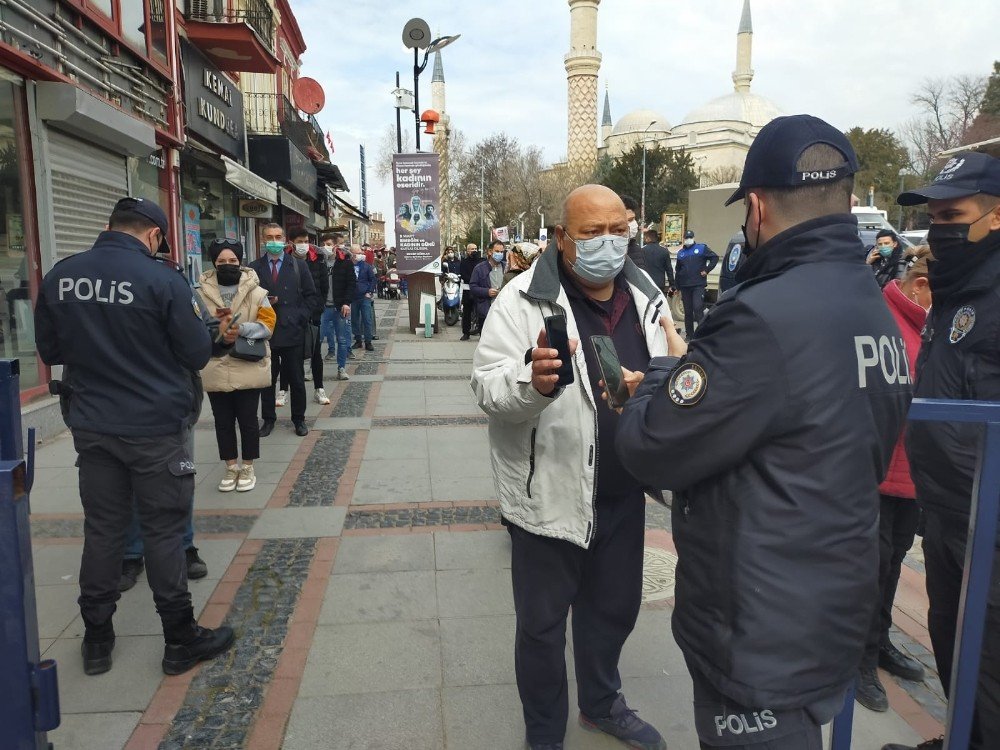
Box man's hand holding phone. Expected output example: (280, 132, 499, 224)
(531, 328, 577, 396)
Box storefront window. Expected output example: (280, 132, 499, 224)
(119, 1, 146, 54)
(89, 0, 113, 16)
(149, 0, 169, 64)
(0, 80, 39, 391)
(128, 151, 169, 208)
(180, 158, 239, 273)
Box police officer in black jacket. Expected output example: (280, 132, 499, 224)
(34, 198, 235, 677)
(615, 116, 911, 749)
(881, 152, 1000, 750)
(718, 230, 746, 294)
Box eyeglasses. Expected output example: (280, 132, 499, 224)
(564, 232, 629, 252)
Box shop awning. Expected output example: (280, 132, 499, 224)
(331, 193, 370, 224)
(315, 161, 349, 192)
(279, 187, 312, 218)
(223, 156, 278, 204)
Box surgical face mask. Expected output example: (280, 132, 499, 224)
(683, 238, 694, 247)
(564, 232, 628, 284)
(321, 245, 334, 257)
(628, 220, 639, 240)
(215, 264, 242, 286)
(492, 251, 505, 263)
(446, 253, 454, 260)
(293, 242, 309, 257)
(876, 243, 894, 258)
(741, 200, 761, 253)
(353, 255, 363, 265)
(264, 240, 285, 255)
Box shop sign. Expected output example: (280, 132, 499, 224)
(181, 41, 245, 160)
(239, 200, 273, 219)
(148, 150, 166, 169)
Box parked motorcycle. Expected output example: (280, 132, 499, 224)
(440, 272, 461, 326)
(386, 268, 401, 300)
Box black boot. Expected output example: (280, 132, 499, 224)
(82, 617, 116, 675)
(162, 617, 236, 676)
(879, 642, 925, 681)
(119, 557, 144, 592)
(855, 666, 889, 712)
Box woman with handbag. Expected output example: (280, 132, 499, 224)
(198, 239, 276, 492)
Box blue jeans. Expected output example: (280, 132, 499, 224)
(124, 427, 196, 559)
(321, 305, 353, 369)
(351, 298, 374, 342)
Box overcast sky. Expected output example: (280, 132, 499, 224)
(293, 0, 999, 245)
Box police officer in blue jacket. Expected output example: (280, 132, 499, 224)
(674, 229, 718, 339)
(615, 117, 910, 749)
(34, 198, 235, 677)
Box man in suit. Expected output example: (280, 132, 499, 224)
(249, 223, 320, 437)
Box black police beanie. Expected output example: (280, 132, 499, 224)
(208, 239, 244, 264)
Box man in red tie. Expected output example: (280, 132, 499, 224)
(249, 223, 320, 437)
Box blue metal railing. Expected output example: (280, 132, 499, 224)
(830, 397, 999, 749)
(0, 359, 58, 749)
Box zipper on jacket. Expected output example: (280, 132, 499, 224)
(526, 427, 537, 498)
(584, 521, 593, 544)
(588, 445, 594, 467)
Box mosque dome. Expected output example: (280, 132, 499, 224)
(673, 91, 783, 134)
(611, 109, 672, 137)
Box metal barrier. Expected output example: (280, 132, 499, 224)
(829, 397, 999, 749)
(0, 359, 59, 749)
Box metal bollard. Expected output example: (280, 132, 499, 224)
(0, 359, 59, 749)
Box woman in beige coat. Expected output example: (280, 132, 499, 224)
(198, 239, 276, 492)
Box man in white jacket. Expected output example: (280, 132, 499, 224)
(471, 185, 671, 750)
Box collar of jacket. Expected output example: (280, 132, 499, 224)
(524, 242, 660, 304)
(97, 230, 154, 256)
(198, 267, 259, 310)
(883, 278, 927, 332)
(737, 213, 863, 283)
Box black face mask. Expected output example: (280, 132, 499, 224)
(216, 264, 242, 286)
(926, 210, 1000, 301)
(741, 200, 761, 254)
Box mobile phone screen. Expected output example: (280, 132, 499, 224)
(590, 335, 629, 409)
(543, 315, 575, 387)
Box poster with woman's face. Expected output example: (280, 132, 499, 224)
(392, 154, 443, 273)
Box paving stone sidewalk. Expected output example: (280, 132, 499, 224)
(28, 298, 938, 749)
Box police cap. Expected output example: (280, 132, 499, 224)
(725, 114, 860, 206)
(113, 197, 170, 254)
(896, 151, 1000, 206)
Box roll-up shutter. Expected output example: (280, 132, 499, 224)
(48, 130, 128, 260)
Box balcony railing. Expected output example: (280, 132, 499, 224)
(184, 0, 275, 51)
(244, 92, 329, 161)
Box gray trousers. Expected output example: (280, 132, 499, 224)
(73, 428, 195, 640)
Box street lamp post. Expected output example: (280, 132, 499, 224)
(897, 167, 908, 229)
(640, 120, 657, 229)
(401, 20, 460, 152)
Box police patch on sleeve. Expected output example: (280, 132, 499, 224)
(668, 363, 708, 406)
(949, 305, 975, 344)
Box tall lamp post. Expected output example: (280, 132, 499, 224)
(640, 120, 658, 229)
(897, 167, 908, 230)
(401, 19, 460, 151)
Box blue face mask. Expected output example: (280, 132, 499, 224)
(492, 252, 505, 263)
(877, 243, 894, 258)
(264, 240, 285, 255)
(565, 233, 628, 284)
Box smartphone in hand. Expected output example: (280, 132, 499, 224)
(590, 335, 629, 409)
(216, 307, 232, 317)
(543, 315, 575, 387)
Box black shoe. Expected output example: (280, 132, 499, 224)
(82, 637, 115, 676)
(372, 335, 380, 340)
(162, 625, 235, 675)
(293, 422, 309, 437)
(579, 694, 666, 750)
(855, 666, 889, 712)
(527, 742, 563, 750)
(881, 740, 943, 750)
(352, 340, 363, 349)
(259, 420, 275, 437)
(186, 547, 208, 580)
(119, 557, 144, 592)
(879, 642, 925, 681)
(365, 342, 374, 351)
(460, 334, 470, 341)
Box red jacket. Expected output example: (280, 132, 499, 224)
(880, 279, 926, 499)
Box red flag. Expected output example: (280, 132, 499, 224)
(326, 130, 335, 153)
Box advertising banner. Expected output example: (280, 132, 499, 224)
(661, 213, 686, 246)
(392, 153, 442, 274)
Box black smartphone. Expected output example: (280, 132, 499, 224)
(543, 314, 575, 387)
(590, 335, 629, 409)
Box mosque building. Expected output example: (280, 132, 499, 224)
(565, 0, 784, 182)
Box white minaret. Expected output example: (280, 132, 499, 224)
(431, 50, 452, 244)
(601, 83, 612, 147)
(732, 0, 754, 93)
(565, 0, 602, 167)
